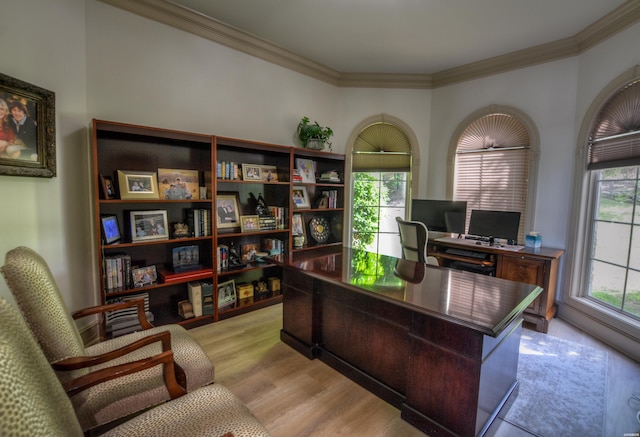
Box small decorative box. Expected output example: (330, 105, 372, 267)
(525, 232, 542, 248)
(236, 283, 254, 300)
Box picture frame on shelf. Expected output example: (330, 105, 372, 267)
(117, 170, 160, 200)
(130, 210, 169, 243)
(259, 165, 278, 182)
(295, 158, 316, 183)
(0, 72, 56, 178)
(100, 215, 121, 245)
(158, 168, 199, 200)
(171, 245, 202, 273)
(216, 192, 241, 230)
(241, 164, 262, 181)
(292, 186, 311, 209)
(100, 174, 116, 199)
(131, 265, 157, 288)
(218, 279, 236, 309)
(292, 213, 304, 236)
(240, 215, 260, 232)
(241, 243, 257, 263)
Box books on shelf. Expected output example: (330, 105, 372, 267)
(263, 237, 284, 255)
(216, 161, 241, 180)
(201, 281, 214, 315)
(185, 209, 211, 237)
(268, 206, 287, 229)
(217, 244, 229, 273)
(103, 253, 132, 293)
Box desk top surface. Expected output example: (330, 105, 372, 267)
(272, 247, 542, 336)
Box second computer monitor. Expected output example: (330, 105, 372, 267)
(411, 199, 467, 234)
(468, 209, 521, 243)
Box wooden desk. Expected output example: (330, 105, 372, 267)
(427, 233, 565, 333)
(273, 247, 541, 437)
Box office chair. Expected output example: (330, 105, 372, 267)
(396, 217, 432, 263)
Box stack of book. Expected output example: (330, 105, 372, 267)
(106, 293, 154, 338)
(292, 169, 303, 183)
(321, 190, 339, 208)
(319, 169, 341, 183)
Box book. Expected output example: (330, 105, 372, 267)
(188, 281, 203, 317)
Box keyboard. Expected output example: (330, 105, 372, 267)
(445, 248, 488, 260)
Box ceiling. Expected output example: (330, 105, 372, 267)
(104, 0, 640, 87)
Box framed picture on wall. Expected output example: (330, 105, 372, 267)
(0, 72, 56, 178)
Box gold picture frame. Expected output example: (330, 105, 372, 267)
(117, 170, 159, 200)
(240, 215, 260, 232)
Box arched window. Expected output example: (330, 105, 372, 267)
(585, 78, 640, 319)
(350, 119, 414, 257)
(451, 107, 537, 244)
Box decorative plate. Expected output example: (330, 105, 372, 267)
(309, 216, 330, 243)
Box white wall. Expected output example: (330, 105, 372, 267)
(0, 0, 92, 310)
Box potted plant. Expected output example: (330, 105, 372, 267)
(297, 116, 333, 151)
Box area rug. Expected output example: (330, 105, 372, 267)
(503, 330, 608, 436)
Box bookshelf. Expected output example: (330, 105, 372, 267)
(92, 120, 346, 334)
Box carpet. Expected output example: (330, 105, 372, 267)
(503, 330, 608, 436)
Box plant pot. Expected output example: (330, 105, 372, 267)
(305, 139, 325, 150)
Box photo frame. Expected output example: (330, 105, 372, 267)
(132, 265, 157, 288)
(216, 192, 241, 230)
(240, 215, 260, 232)
(158, 168, 199, 200)
(292, 186, 311, 209)
(259, 165, 279, 182)
(292, 213, 304, 236)
(241, 163, 262, 181)
(172, 245, 201, 273)
(218, 279, 236, 309)
(130, 210, 169, 242)
(295, 158, 316, 183)
(117, 170, 160, 200)
(0, 72, 56, 178)
(100, 215, 121, 245)
(100, 174, 116, 199)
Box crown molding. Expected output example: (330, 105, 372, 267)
(101, 0, 640, 90)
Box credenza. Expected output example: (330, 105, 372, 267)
(274, 247, 542, 437)
(427, 232, 564, 333)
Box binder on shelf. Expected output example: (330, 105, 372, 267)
(188, 281, 203, 317)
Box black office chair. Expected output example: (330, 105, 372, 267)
(396, 217, 439, 265)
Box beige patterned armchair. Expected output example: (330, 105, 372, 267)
(0, 246, 216, 433)
(0, 297, 269, 437)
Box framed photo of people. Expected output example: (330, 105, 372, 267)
(118, 170, 160, 200)
(0, 72, 56, 178)
(130, 210, 169, 243)
(216, 192, 241, 231)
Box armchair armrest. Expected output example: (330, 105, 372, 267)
(71, 297, 153, 330)
(62, 349, 187, 399)
(52, 330, 173, 370)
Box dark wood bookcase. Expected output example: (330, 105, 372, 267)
(91, 120, 345, 334)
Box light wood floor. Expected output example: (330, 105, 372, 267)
(189, 304, 640, 437)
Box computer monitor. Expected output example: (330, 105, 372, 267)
(411, 199, 467, 234)
(468, 209, 521, 243)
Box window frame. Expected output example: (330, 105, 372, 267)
(563, 66, 640, 361)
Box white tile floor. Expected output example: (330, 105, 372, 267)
(492, 319, 640, 437)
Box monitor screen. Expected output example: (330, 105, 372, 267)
(468, 209, 521, 243)
(411, 199, 467, 233)
(101, 215, 121, 244)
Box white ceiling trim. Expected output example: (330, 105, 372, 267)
(101, 0, 640, 89)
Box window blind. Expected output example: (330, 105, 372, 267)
(454, 113, 530, 244)
(588, 79, 640, 170)
(352, 122, 412, 172)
